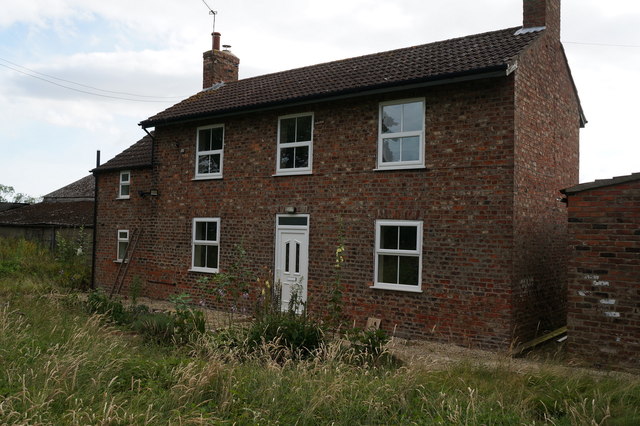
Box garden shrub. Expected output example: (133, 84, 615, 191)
(86, 291, 206, 345)
(345, 327, 389, 356)
(86, 291, 130, 324)
(247, 312, 324, 360)
(130, 312, 177, 345)
(54, 228, 91, 289)
(344, 327, 395, 366)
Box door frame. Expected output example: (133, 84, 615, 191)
(274, 214, 310, 312)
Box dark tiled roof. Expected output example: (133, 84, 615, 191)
(0, 201, 94, 227)
(0, 202, 28, 212)
(141, 27, 543, 127)
(93, 134, 153, 173)
(562, 172, 640, 195)
(43, 175, 94, 202)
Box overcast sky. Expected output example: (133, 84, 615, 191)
(1, 0, 638, 197)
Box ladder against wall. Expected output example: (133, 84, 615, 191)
(110, 227, 143, 298)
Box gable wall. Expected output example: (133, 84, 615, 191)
(566, 180, 640, 371)
(94, 168, 155, 294)
(96, 77, 520, 348)
(513, 34, 581, 344)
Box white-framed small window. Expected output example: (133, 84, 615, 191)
(377, 99, 425, 170)
(116, 229, 129, 261)
(191, 218, 220, 273)
(276, 113, 313, 175)
(373, 220, 423, 292)
(195, 124, 224, 179)
(119, 170, 130, 199)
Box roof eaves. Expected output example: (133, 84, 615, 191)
(91, 162, 153, 174)
(0, 222, 93, 228)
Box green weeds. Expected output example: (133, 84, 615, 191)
(86, 290, 206, 345)
(2, 236, 640, 424)
(0, 233, 90, 291)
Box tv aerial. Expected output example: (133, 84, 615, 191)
(201, 0, 218, 34)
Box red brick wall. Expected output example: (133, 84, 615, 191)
(95, 36, 581, 349)
(567, 180, 640, 370)
(95, 79, 520, 348)
(203, 49, 239, 88)
(93, 168, 158, 296)
(512, 33, 581, 344)
(523, 0, 560, 39)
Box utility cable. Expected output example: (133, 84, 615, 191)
(0, 57, 191, 102)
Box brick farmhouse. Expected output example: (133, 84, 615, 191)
(563, 173, 640, 370)
(93, 0, 584, 349)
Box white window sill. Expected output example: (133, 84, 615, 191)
(273, 170, 313, 177)
(116, 197, 130, 200)
(370, 284, 423, 293)
(373, 165, 426, 172)
(113, 259, 129, 264)
(189, 268, 219, 274)
(192, 175, 223, 181)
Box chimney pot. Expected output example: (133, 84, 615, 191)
(203, 31, 240, 89)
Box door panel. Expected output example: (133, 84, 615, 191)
(275, 218, 309, 312)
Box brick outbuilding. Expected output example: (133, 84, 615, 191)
(93, 0, 584, 349)
(562, 173, 640, 370)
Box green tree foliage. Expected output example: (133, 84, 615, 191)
(0, 183, 41, 203)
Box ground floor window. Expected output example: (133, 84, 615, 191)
(116, 229, 129, 261)
(373, 220, 422, 292)
(191, 218, 220, 273)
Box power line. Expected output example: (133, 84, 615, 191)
(0, 57, 191, 103)
(0, 57, 188, 99)
(564, 41, 640, 48)
(1, 39, 636, 103)
(0, 62, 172, 102)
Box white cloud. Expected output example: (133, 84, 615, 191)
(1, 0, 639, 198)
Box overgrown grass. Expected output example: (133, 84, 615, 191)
(2, 286, 639, 424)
(0, 235, 90, 292)
(2, 237, 640, 424)
(0, 238, 57, 289)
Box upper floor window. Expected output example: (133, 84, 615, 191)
(377, 99, 425, 170)
(191, 218, 220, 273)
(276, 113, 313, 175)
(116, 229, 129, 261)
(373, 220, 423, 292)
(119, 171, 130, 199)
(196, 124, 224, 179)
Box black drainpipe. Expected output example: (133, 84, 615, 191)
(90, 150, 100, 289)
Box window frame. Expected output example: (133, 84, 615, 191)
(190, 217, 221, 273)
(195, 124, 224, 180)
(372, 220, 423, 292)
(376, 98, 426, 170)
(116, 229, 129, 262)
(275, 112, 314, 175)
(118, 170, 130, 199)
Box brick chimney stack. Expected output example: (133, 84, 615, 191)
(523, 0, 560, 39)
(202, 32, 239, 89)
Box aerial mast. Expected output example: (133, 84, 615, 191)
(201, 0, 218, 35)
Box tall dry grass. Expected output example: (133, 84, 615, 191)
(2, 291, 640, 424)
(2, 236, 640, 424)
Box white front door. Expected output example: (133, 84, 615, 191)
(275, 215, 309, 312)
